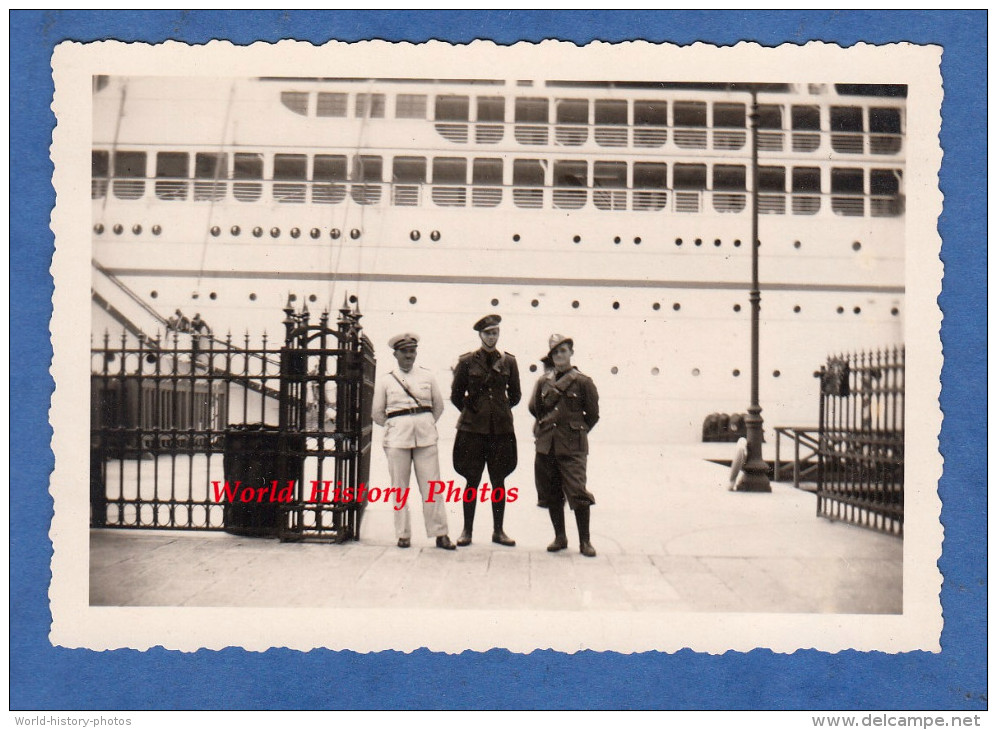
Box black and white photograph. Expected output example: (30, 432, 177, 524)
(50, 39, 943, 654)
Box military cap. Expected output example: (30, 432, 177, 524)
(473, 314, 502, 332)
(546, 333, 574, 358)
(388, 332, 420, 350)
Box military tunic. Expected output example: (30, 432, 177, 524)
(529, 367, 600, 510)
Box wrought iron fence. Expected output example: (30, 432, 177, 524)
(816, 347, 904, 536)
(90, 299, 375, 542)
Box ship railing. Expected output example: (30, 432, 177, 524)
(431, 185, 467, 207)
(831, 194, 865, 217)
(312, 182, 347, 205)
(552, 188, 587, 210)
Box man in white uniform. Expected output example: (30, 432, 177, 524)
(371, 333, 456, 550)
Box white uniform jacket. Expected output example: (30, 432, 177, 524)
(372, 366, 446, 448)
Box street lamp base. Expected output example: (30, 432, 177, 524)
(739, 458, 772, 492)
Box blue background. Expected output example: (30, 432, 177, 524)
(10, 10, 986, 710)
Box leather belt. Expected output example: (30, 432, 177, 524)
(386, 406, 433, 419)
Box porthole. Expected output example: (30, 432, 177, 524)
(773, 370, 782, 378)
(793, 305, 801, 313)
(573, 235, 581, 244)
(794, 240, 802, 249)
(409, 296, 417, 305)
(191, 292, 200, 300)
(253, 227, 263, 238)
(310, 228, 320, 239)
(614, 236, 621, 244)
(209, 292, 217, 300)
(330, 228, 341, 240)
(571, 300, 579, 309)
(133, 224, 143, 235)
(692, 368, 701, 377)
(491, 298, 499, 307)
(714, 238, 722, 247)
(634, 236, 642, 245)
(512, 234, 521, 242)
(612, 301, 620, 310)
(350, 228, 361, 240)
(150, 290, 158, 299)
(209, 226, 219, 237)
(733, 239, 741, 247)
(249, 293, 257, 301)
(672, 303, 681, 311)
(852, 241, 862, 251)
(270, 227, 280, 238)
(695, 238, 702, 247)
(430, 230, 441, 241)
(733, 304, 742, 312)
(145, 354, 158, 365)
(836, 306, 845, 314)
(651, 367, 660, 376)
(891, 307, 900, 316)
(309, 294, 317, 303)
(230, 225, 241, 236)
(152, 225, 162, 236)
(732, 369, 741, 377)
(531, 299, 539, 308)
(853, 306, 861, 314)
(610, 366, 619, 375)
(289, 294, 297, 303)
(529, 364, 537, 373)
(652, 302, 661, 311)
(675, 238, 683, 246)
(113, 224, 123, 235)
(290, 227, 301, 239)
(349, 295, 358, 304)
(410, 230, 421, 241)
(94, 223, 104, 234)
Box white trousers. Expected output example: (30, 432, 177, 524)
(384, 444, 449, 539)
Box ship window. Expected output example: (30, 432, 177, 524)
(274, 154, 308, 204)
(554, 160, 587, 186)
(674, 101, 707, 127)
(111, 151, 147, 200)
(712, 165, 746, 190)
(634, 100, 667, 126)
(634, 162, 667, 188)
(472, 158, 503, 185)
(757, 104, 782, 129)
(314, 155, 347, 181)
(433, 157, 466, 185)
(274, 154, 308, 180)
(713, 103, 745, 128)
(792, 167, 821, 192)
(515, 97, 549, 123)
(792, 105, 820, 130)
(759, 166, 786, 191)
(869, 107, 901, 134)
(92, 150, 108, 199)
(436, 95, 469, 121)
(593, 161, 626, 188)
(193, 152, 227, 201)
(673, 163, 707, 189)
(356, 93, 386, 118)
(594, 99, 627, 124)
(395, 94, 427, 119)
(232, 153, 262, 203)
(392, 156, 426, 183)
(155, 152, 189, 201)
(316, 92, 347, 117)
(280, 91, 309, 115)
(870, 169, 900, 196)
(556, 99, 588, 124)
(513, 159, 545, 186)
(831, 168, 864, 194)
(831, 106, 863, 132)
(353, 155, 383, 182)
(476, 96, 504, 122)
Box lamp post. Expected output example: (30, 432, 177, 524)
(739, 87, 772, 492)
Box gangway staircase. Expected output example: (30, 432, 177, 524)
(772, 426, 820, 491)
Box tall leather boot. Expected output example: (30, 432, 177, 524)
(547, 503, 568, 552)
(457, 486, 476, 546)
(575, 505, 596, 557)
(491, 492, 516, 546)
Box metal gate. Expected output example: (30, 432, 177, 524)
(815, 347, 904, 536)
(90, 298, 375, 542)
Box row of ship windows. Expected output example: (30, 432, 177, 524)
(92, 150, 903, 217)
(281, 92, 903, 154)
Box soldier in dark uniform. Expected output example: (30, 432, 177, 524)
(450, 314, 521, 547)
(529, 334, 600, 557)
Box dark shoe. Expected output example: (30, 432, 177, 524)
(492, 531, 516, 547)
(547, 535, 568, 552)
(397, 538, 411, 549)
(456, 530, 473, 547)
(579, 541, 597, 558)
(436, 535, 457, 551)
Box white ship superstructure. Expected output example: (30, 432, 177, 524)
(91, 76, 905, 443)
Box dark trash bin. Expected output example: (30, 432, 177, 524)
(222, 425, 304, 537)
